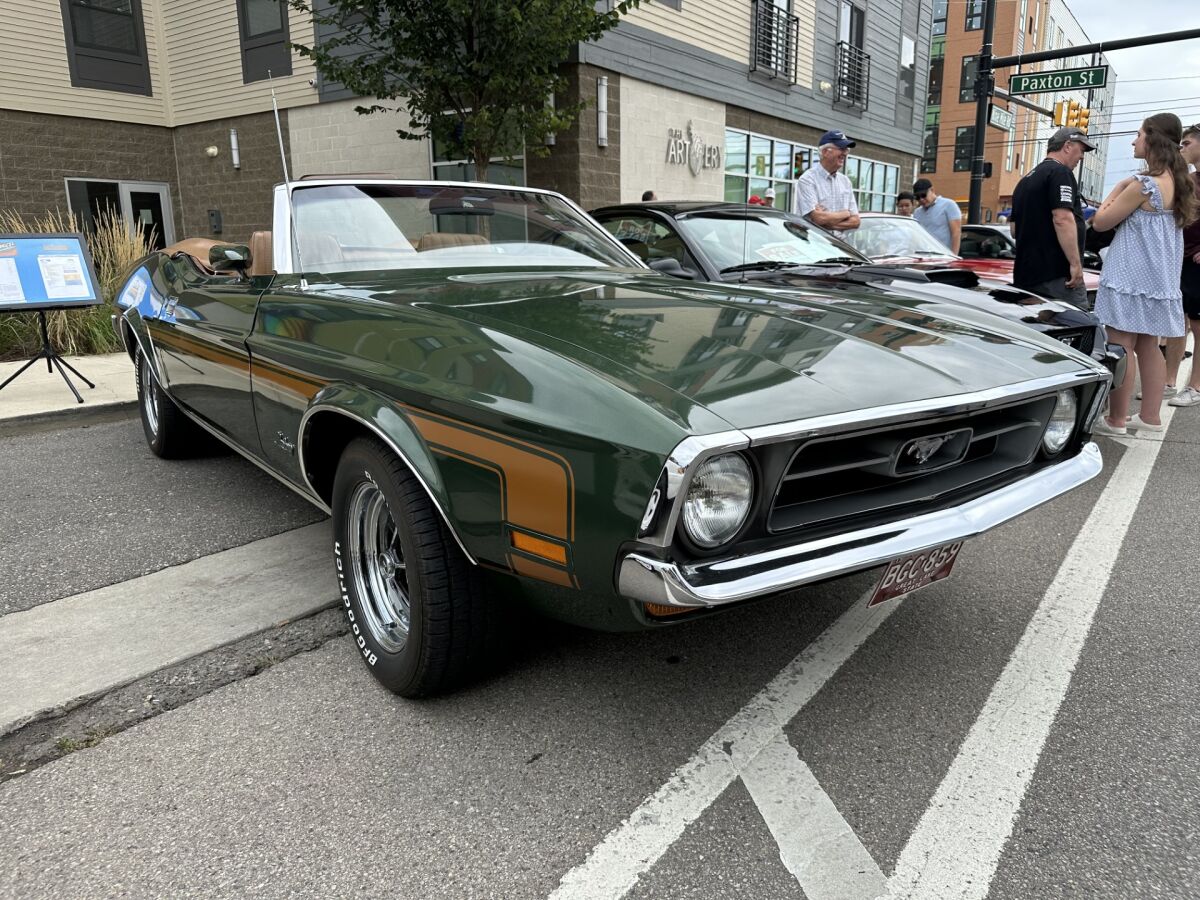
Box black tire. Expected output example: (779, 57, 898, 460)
(331, 437, 497, 697)
(136, 349, 210, 459)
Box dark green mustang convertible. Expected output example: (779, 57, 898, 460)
(114, 178, 1110, 696)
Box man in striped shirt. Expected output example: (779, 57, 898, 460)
(795, 130, 861, 233)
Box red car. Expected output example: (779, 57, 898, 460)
(841, 212, 1100, 307)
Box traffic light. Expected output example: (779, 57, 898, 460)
(1077, 107, 1090, 131)
(1066, 100, 1082, 128)
(1053, 100, 1067, 127)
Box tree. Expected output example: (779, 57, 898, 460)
(289, 0, 644, 182)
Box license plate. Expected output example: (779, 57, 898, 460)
(868, 541, 963, 607)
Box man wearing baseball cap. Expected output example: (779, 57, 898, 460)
(795, 130, 861, 231)
(763, 186, 777, 208)
(1009, 126, 1097, 308)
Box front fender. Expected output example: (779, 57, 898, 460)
(297, 383, 473, 564)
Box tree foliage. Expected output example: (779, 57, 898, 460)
(289, 0, 643, 181)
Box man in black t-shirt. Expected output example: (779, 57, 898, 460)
(1010, 127, 1096, 309)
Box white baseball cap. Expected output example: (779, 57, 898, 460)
(764, 187, 776, 198)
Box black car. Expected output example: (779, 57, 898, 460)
(590, 201, 1125, 385)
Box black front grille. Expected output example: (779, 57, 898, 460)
(769, 395, 1058, 533)
(1049, 327, 1095, 355)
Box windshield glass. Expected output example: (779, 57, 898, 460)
(841, 215, 957, 260)
(673, 212, 867, 271)
(290, 184, 638, 274)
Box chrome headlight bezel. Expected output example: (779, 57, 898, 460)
(680, 452, 755, 550)
(1042, 388, 1078, 455)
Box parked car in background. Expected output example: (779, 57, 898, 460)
(589, 201, 1123, 383)
(114, 180, 1112, 697)
(842, 213, 1101, 308)
(961, 223, 1103, 272)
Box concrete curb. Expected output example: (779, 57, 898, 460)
(2, 399, 139, 432)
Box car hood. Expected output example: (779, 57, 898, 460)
(874, 256, 1101, 291)
(320, 268, 1095, 434)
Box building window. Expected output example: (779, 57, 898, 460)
(431, 136, 525, 188)
(922, 126, 939, 174)
(899, 35, 916, 101)
(959, 55, 978, 103)
(845, 158, 900, 213)
(927, 38, 944, 105)
(59, 0, 151, 95)
(965, 0, 984, 31)
(236, 0, 291, 83)
(836, 2, 869, 108)
(932, 0, 947, 36)
(954, 126, 974, 172)
(751, 0, 798, 82)
(723, 128, 800, 213)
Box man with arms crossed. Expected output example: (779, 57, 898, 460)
(1167, 123, 1200, 407)
(912, 178, 962, 252)
(1010, 127, 1095, 308)
(796, 130, 861, 232)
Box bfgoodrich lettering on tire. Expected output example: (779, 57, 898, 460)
(331, 437, 497, 697)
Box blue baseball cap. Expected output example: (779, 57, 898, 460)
(819, 130, 856, 149)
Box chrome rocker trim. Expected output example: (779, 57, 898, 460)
(620, 441, 1102, 609)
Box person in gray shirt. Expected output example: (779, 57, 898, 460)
(912, 178, 962, 253)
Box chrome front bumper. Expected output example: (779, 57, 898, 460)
(619, 442, 1103, 609)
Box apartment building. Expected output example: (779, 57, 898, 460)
(1, 1, 933, 244)
(921, 0, 1113, 220)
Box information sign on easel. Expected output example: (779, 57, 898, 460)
(0, 233, 103, 403)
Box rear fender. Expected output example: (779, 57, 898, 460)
(297, 384, 475, 565)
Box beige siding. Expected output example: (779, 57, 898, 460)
(0, 0, 169, 125)
(162, 0, 317, 125)
(794, 0, 816, 89)
(621, 0, 748, 64)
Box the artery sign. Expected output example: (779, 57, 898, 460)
(1009, 66, 1108, 95)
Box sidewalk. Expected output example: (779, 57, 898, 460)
(0, 351, 136, 425)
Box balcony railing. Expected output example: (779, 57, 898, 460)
(751, 0, 799, 83)
(836, 40, 871, 108)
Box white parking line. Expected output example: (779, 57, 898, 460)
(740, 732, 888, 899)
(549, 597, 901, 900)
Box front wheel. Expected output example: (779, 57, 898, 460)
(331, 437, 496, 697)
(136, 350, 209, 458)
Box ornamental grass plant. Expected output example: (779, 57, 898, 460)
(0, 208, 153, 361)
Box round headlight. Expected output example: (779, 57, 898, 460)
(1043, 389, 1078, 455)
(682, 453, 754, 549)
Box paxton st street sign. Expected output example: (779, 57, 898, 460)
(1009, 66, 1108, 96)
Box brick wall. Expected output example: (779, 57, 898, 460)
(171, 111, 289, 242)
(527, 65, 621, 209)
(288, 98, 431, 180)
(0, 109, 179, 234)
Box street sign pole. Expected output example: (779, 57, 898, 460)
(969, 0, 997, 225)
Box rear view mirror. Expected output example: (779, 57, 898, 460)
(209, 244, 251, 274)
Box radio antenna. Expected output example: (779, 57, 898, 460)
(268, 71, 307, 289)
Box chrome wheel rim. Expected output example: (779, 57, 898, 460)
(347, 480, 410, 653)
(141, 360, 159, 436)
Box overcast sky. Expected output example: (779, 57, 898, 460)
(1065, 0, 1200, 196)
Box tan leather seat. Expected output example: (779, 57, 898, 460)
(416, 232, 489, 252)
(163, 238, 220, 274)
(248, 231, 274, 277)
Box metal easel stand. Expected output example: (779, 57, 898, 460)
(0, 309, 95, 404)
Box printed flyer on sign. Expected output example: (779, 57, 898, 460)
(37, 253, 90, 300)
(0, 257, 24, 302)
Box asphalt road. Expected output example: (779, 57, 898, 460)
(1, 411, 1198, 899)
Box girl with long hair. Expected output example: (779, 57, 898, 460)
(1093, 113, 1199, 435)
